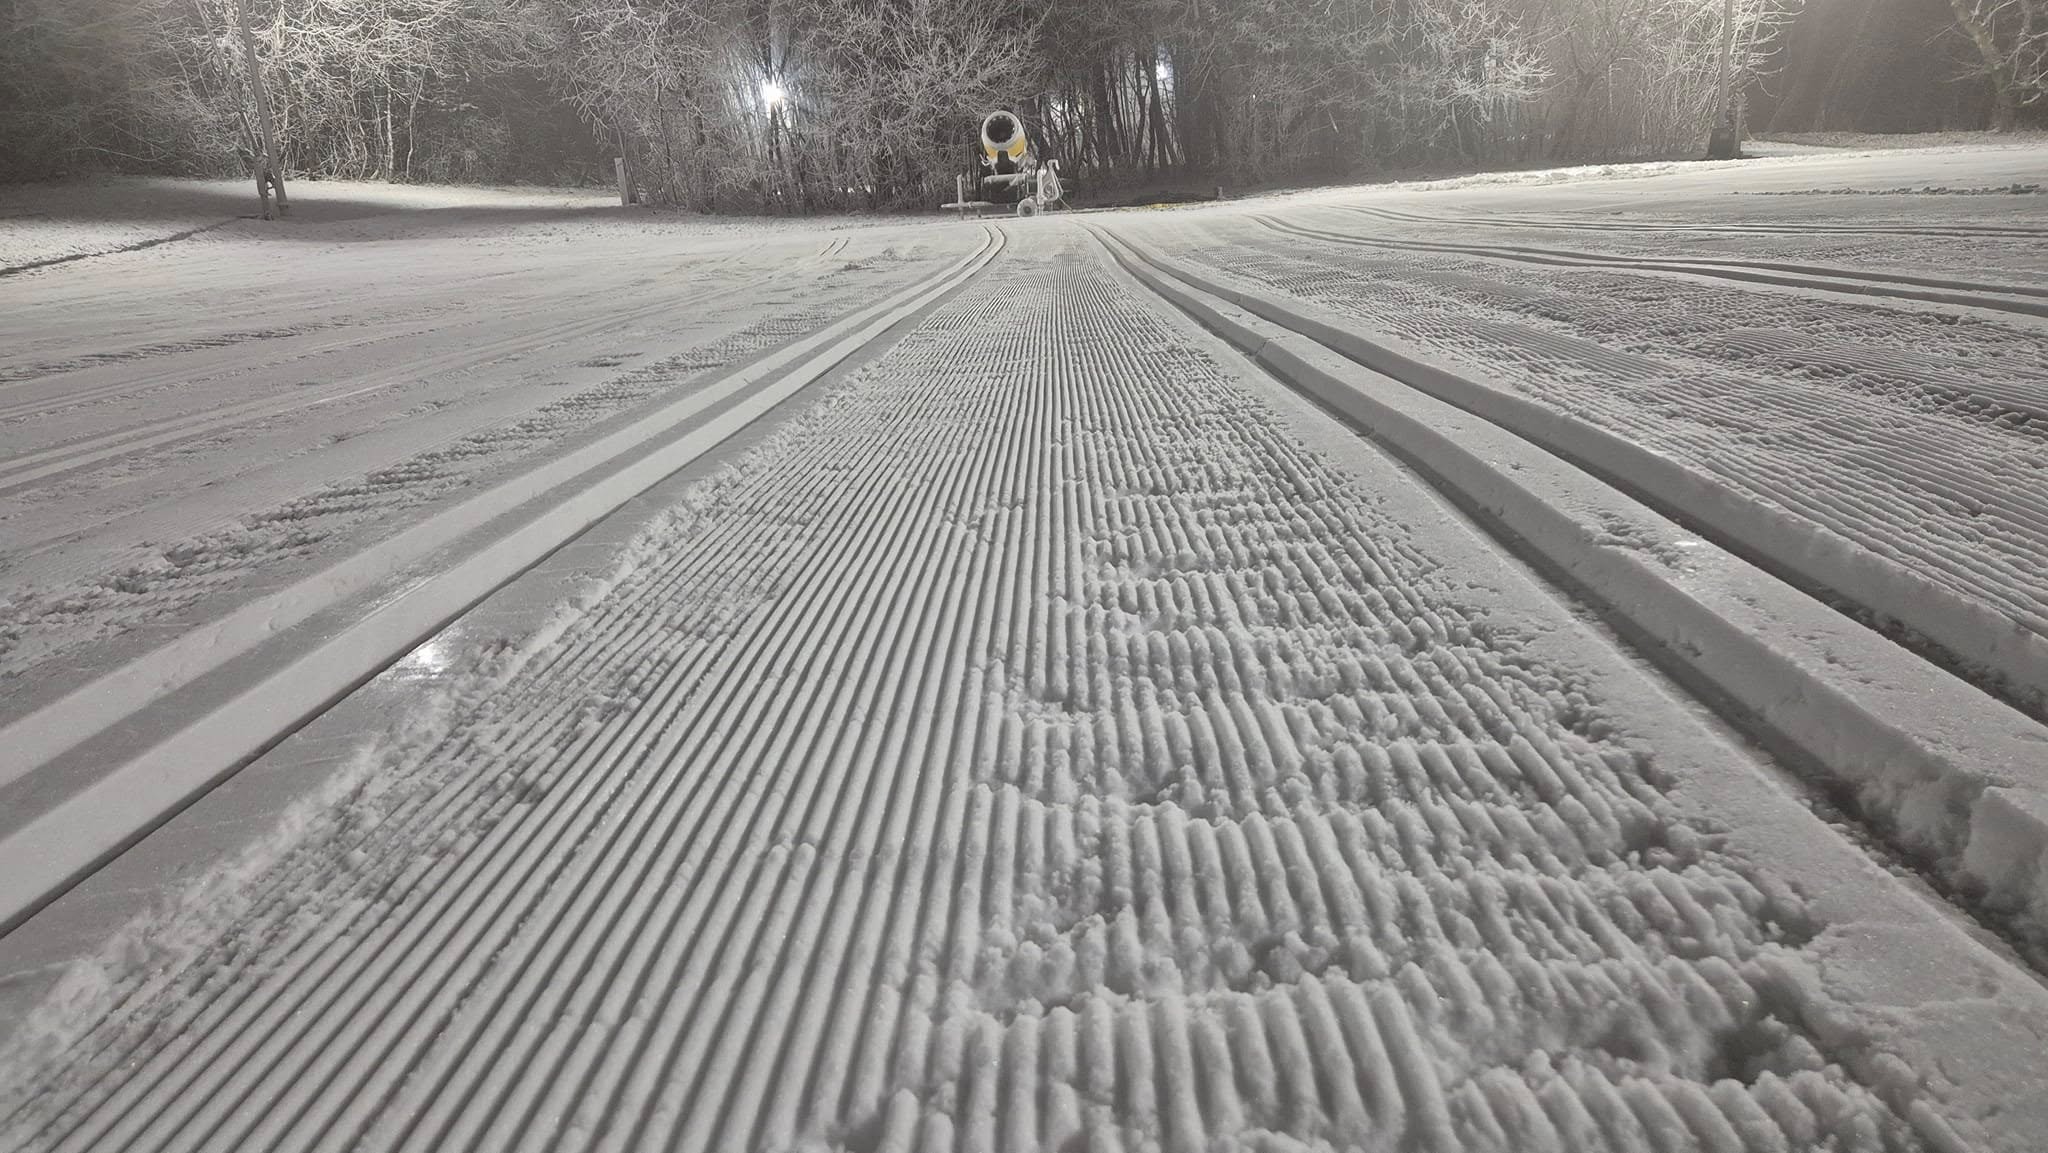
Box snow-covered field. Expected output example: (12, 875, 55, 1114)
(3, 145, 2048, 1151)
(0, 177, 632, 272)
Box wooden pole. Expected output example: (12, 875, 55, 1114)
(233, 0, 288, 218)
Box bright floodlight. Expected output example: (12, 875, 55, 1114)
(761, 81, 785, 107)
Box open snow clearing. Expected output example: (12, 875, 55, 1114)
(3, 147, 2048, 1152)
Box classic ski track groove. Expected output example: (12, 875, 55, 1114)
(0, 248, 753, 405)
(0, 321, 381, 419)
(1347, 202, 2048, 240)
(1264, 215, 2048, 319)
(0, 250, 822, 492)
(0, 247, 951, 701)
(0, 229, 1986, 1153)
(1331, 208, 2048, 299)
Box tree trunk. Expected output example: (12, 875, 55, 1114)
(1175, 47, 1206, 172)
(1115, 53, 1136, 170)
(1992, 76, 2019, 130)
(1089, 67, 1113, 175)
(232, 0, 286, 218)
(1552, 71, 1600, 160)
(1144, 52, 1170, 173)
(381, 91, 396, 181)
(1947, 0, 2019, 129)
(1813, 0, 1881, 130)
(1706, 0, 1740, 157)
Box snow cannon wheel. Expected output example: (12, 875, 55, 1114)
(1016, 198, 1040, 218)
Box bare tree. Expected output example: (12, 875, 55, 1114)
(1947, 0, 2047, 128)
(234, 0, 288, 216)
(1, 0, 1806, 202)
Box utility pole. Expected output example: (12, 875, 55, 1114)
(1707, 0, 1741, 158)
(233, 0, 289, 219)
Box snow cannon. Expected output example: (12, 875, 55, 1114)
(981, 111, 1028, 175)
(943, 109, 1064, 217)
(943, 109, 1066, 217)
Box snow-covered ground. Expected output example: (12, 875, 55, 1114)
(1121, 144, 2048, 714)
(0, 183, 962, 724)
(3, 144, 2048, 1151)
(0, 177, 627, 271)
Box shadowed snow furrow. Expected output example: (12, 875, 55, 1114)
(0, 237, 1933, 1152)
(1170, 224, 2048, 678)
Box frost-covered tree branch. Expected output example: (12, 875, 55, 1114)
(2, 0, 1803, 200)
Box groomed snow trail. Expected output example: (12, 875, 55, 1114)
(0, 223, 951, 713)
(1147, 211, 2048, 707)
(1, 234, 1939, 1152)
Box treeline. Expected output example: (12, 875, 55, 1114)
(1753, 0, 2038, 133)
(0, 0, 2034, 209)
(0, 0, 605, 185)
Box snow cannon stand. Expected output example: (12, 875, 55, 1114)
(941, 109, 1067, 218)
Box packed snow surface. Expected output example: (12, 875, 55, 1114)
(3, 145, 2047, 1151)
(0, 182, 961, 730)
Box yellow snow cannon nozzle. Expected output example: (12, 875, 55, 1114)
(982, 110, 1026, 164)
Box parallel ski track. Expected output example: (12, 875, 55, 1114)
(0, 263, 546, 386)
(0, 249, 820, 493)
(0, 249, 752, 407)
(0, 258, 923, 685)
(1170, 226, 2048, 692)
(1332, 208, 2048, 299)
(1348, 202, 2048, 240)
(1, 235, 1933, 1152)
(1264, 214, 2048, 320)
